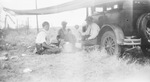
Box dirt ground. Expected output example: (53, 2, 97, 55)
(1, 29, 150, 82)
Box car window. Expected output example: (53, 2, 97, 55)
(114, 5, 118, 9)
(88, 7, 92, 16)
(95, 7, 103, 12)
(107, 7, 112, 11)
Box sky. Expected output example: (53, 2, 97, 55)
(0, 0, 87, 28)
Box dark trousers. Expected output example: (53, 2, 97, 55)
(36, 44, 61, 55)
(82, 35, 97, 46)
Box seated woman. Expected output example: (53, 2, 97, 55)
(74, 25, 82, 42)
(67, 28, 76, 45)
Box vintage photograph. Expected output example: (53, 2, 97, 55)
(0, 0, 150, 82)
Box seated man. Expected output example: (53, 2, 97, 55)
(35, 21, 60, 55)
(58, 21, 68, 41)
(82, 16, 100, 46)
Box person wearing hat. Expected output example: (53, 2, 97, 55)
(82, 16, 100, 46)
(58, 21, 68, 42)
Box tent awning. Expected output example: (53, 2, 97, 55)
(3, 0, 124, 15)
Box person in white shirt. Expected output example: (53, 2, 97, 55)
(74, 25, 82, 42)
(35, 21, 60, 55)
(82, 16, 100, 46)
(67, 28, 76, 45)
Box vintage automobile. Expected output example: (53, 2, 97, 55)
(84, 0, 150, 55)
(4, 0, 150, 55)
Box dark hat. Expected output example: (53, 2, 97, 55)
(85, 16, 93, 21)
(61, 21, 67, 25)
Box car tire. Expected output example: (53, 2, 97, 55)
(101, 31, 120, 55)
(139, 13, 150, 55)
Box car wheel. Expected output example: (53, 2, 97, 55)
(101, 31, 120, 55)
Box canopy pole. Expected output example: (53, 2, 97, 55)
(35, 0, 39, 33)
(86, 7, 88, 18)
(36, 15, 39, 33)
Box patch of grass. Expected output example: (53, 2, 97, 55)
(83, 49, 150, 82)
(1, 28, 150, 82)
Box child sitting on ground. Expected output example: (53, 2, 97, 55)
(35, 21, 61, 55)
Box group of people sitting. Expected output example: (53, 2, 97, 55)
(35, 16, 100, 55)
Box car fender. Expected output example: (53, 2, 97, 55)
(98, 24, 124, 45)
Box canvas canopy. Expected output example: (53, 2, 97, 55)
(3, 0, 124, 15)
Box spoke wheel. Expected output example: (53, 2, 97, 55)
(138, 13, 150, 55)
(101, 31, 120, 55)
